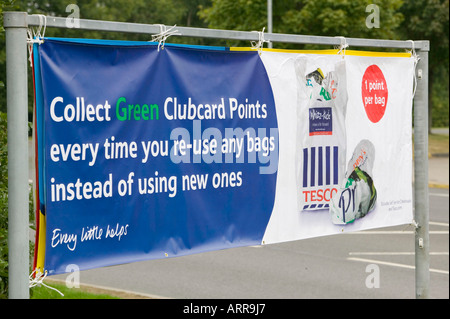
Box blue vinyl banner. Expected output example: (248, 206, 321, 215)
(34, 39, 415, 276)
(37, 39, 278, 275)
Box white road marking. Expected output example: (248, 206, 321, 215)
(346, 230, 448, 235)
(347, 257, 449, 275)
(429, 221, 449, 227)
(348, 220, 449, 275)
(430, 192, 449, 197)
(349, 252, 448, 256)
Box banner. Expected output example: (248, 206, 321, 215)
(33, 39, 415, 275)
(256, 49, 414, 243)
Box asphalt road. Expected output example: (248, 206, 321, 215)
(51, 186, 449, 299)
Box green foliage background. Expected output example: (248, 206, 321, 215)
(0, 0, 448, 126)
(0, 111, 8, 298)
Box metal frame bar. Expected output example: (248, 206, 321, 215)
(413, 50, 430, 299)
(25, 14, 430, 50)
(3, 11, 430, 299)
(267, 0, 273, 49)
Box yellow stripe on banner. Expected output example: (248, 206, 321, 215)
(35, 210, 46, 272)
(344, 50, 411, 58)
(229, 47, 412, 58)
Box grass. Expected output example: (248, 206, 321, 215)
(31, 282, 120, 299)
(412, 131, 449, 156)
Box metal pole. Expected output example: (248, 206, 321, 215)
(4, 11, 30, 299)
(413, 49, 429, 299)
(267, 0, 273, 48)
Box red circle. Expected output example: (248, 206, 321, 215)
(361, 65, 388, 123)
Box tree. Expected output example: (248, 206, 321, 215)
(199, 0, 268, 32)
(398, 0, 449, 129)
(199, 0, 405, 48)
(0, 0, 216, 114)
(199, 0, 449, 127)
(282, 0, 404, 40)
(0, 0, 17, 114)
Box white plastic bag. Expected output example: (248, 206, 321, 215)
(330, 139, 377, 225)
(295, 57, 348, 212)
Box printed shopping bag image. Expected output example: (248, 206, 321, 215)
(295, 57, 348, 212)
(330, 139, 377, 225)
